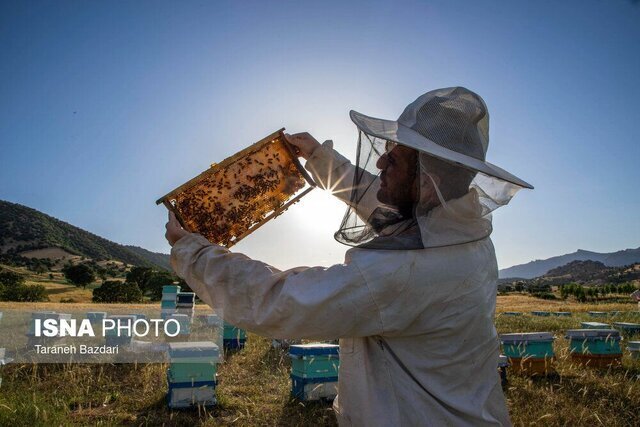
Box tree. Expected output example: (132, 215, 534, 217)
(62, 264, 95, 289)
(0, 271, 48, 302)
(144, 271, 176, 300)
(126, 266, 153, 291)
(93, 280, 143, 303)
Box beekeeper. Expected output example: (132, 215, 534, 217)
(165, 87, 533, 426)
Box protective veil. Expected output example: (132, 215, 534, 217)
(335, 86, 531, 250)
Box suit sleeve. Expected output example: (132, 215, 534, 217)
(170, 233, 384, 340)
(304, 140, 380, 222)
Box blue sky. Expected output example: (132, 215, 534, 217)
(1, 0, 639, 270)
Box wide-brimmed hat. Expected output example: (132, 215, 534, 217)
(350, 86, 533, 189)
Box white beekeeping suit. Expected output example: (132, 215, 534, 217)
(171, 87, 532, 426)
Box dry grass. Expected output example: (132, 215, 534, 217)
(0, 295, 639, 425)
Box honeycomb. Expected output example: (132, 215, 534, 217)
(159, 132, 311, 247)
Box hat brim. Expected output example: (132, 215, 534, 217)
(350, 110, 533, 189)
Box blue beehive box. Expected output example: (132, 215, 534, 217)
(161, 300, 177, 309)
(628, 341, 640, 360)
(613, 322, 640, 337)
(163, 285, 181, 295)
(223, 323, 247, 349)
(28, 312, 72, 336)
(166, 370, 216, 409)
(531, 311, 550, 317)
(500, 332, 555, 359)
(290, 374, 338, 401)
(168, 341, 220, 361)
(588, 311, 608, 318)
(503, 312, 522, 316)
(167, 314, 191, 336)
(86, 312, 107, 323)
(581, 322, 611, 329)
(289, 343, 340, 379)
(168, 342, 219, 382)
(104, 315, 136, 346)
(566, 329, 622, 355)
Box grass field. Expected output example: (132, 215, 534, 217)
(1, 295, 639, 425)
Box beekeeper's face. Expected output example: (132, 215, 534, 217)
(376, 143, 418, 213)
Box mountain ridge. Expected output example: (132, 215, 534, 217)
(499, 247, 640, 279)
(0, 199, 170, 270)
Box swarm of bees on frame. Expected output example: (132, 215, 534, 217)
(171, 138, 306, 247)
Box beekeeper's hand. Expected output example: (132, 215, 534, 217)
(285, 132, 320, 160)
(165, 211, 189, 246)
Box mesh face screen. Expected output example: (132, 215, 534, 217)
(158, 131, 312, 247)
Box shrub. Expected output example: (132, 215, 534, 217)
(63, 264, 96, 289)
(2, 283, 49, 302)
(532, 292, 557, 300)
(93, 280, 143, 303)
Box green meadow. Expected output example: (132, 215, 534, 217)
(0, 296, 639, 426)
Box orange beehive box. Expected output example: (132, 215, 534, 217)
(157, 129, 316, 247)
(507, 356, 556, 376)
(569, 353, 622, 368)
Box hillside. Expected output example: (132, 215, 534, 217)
(499, 247, 640, 279)
(0, 200, 169, 270)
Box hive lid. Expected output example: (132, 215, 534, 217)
(170, 314, 190, 320)
(613, 322, 640, 328)
(168, 341, 220, 359)
(289, 343, 340, 356)
(627, 341, 640, 350)
(107, 315, 137, 321)
(581, 322, 611, 328)
(588, 311, 607, 314)
(566, 329, 621, 339)
(500, 332, 554, 342)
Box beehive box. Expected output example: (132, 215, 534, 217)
(176, 292, 195, 305)
(289, 343, 340, 379)
(500, 332, 555, 359)
(168, 342, 219, 383)
(167, 370, 217, 409)
(581, 322, 611, 329)
(291, 375, 338, 401)
(613, 322, 640, 337)
(223, 323, 247, 340)
(156, 129, 316, 248)
(28, 312, 72, 336)
(566, 329, 622, 355)
(161, 300, 177, 309)
(163, 285, 181, 295)
(628, 341, 640, 360)
(104, 315, 136, 347)
(168, 342, 220, 362)
(588, 311, 608, 318)
(552, 312, 571, 317)
(503, 312, 522, 316)
(531, 311, 550, 317)
(167, 314, 191, 336)
(86, 312, 107, 323)
(508, 357, 555, 376)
